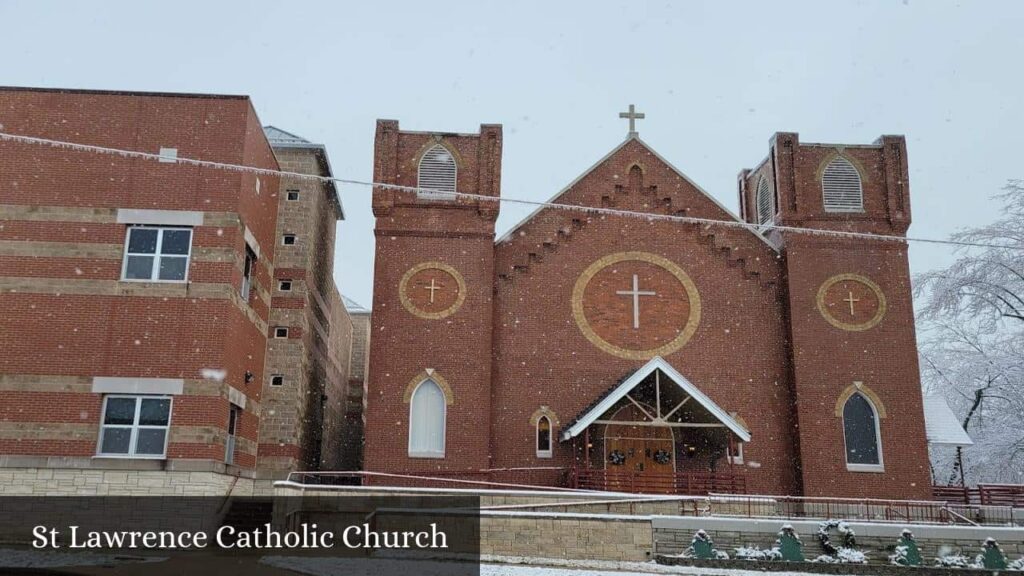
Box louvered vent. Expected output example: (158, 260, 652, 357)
(417, 144, 457, 199)
(756, 176, 775, 226)
(822, 157, 864, 212)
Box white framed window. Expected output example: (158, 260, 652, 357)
(408, 378, 446, 458)
(121, 226, 193, 282)
(240, 246, 256, 302)
(225, 404, 241, 465)
(822, 156, 864, 212)
(536, 415, 553, 458)
(270, 375, 284, 386)
(755, 175, 775, 228)
(417, 144, 457, 200)
(278, 280, 292, 292)
(274, 327, 289, 339)
(286, 190, 300, 201)
(282, 234, 296, 246)
(97, 395, 172, 458)
(728, 442, 744, 465)
(843, 392, 884, 472)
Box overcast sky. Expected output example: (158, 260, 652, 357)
(2, 0, 1021, 306)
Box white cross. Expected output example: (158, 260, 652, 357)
(425, 278, 441, 303)
(616, 274, 656, 329)
(844, 291, 860, 316)
(619, 104, 645, 136)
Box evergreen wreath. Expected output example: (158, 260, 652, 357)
(817, 520, 856, 555)
(608, 449, 627, 465)
(653, 449, 672, 464)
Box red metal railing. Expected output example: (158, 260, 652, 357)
(569, 468, 746, 495)
(933, 484, 1024, 507)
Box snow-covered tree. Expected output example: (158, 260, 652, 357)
(915, 180, 1024, 485)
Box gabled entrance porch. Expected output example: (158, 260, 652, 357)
(563, 356, 750, 495)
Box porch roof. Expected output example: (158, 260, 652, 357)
(560, 356, 752, 443)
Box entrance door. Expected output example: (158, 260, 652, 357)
(603, 404, 675, 493)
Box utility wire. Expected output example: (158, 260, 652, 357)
(0, 130, 1016, 252)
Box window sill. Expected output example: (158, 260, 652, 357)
(408, 452, 445, 459)
(93, 454, 167, 460)
(846, 463, 885, 473)
(536, 451, 553, 459)
(119, 278, 189, 284)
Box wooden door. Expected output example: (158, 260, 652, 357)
(603, 404, 675, 493)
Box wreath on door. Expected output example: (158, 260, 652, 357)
(608, 450, 627, 466)
(653, 449, 672, 465)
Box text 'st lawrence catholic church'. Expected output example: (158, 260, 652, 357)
(366, 107, 941, 500)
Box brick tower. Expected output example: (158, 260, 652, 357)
(364, 120, 502, 475)
(739, 132, 933, 498)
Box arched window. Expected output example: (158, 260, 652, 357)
(536, 415, 552, 458)
(417, 144, 457, 199)
(755, 175, 775, 226)
(842, 392, 882, 470)
(822, 156, 864, 212)
(408, 378, 446, 457)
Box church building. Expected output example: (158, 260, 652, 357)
(365, 109, 939, 500)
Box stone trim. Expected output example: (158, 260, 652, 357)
(529, 406, 559, 428)
(834, 381, 888, 419)
(0, 240, 236, 263)
(0, 375, 256, 403)
(92, 377, 183, 395)
(409, 137, 466, 172)
(0, 204, 239, 227)
(0, 278, 268, 335)
(116, 208, 203, 227)
(402, 369, 454, 405)
(398, 261, 467, 320)
(816, 273, 888, 332)
(571, 251, 702, 360)
(813, 149, 872, 184)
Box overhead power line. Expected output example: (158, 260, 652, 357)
(0, 130, 1016, 252)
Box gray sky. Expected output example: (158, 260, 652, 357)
(2, 0, 1021, 306)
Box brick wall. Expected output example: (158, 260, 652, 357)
(0, 88, 278, 475)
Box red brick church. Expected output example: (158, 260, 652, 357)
(364, 109, 937, 500)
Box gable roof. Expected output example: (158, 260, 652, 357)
(497, 134, 776, 251)
(560, 355, 751, 442)
(923, 395, 973, 447)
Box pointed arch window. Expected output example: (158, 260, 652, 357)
(822, 156, 864, 212)
(755, 175, 775, 227)
(536, 415, 552, 458)
(417, 144, 457, 200)
(408, 378, 446, 458)
(843, 392, 883, 471)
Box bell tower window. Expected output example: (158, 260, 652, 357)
(417, 144, 457, 200)
(822, 156, 864, 212)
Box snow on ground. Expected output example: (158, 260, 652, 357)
(262, 554, 861, 576)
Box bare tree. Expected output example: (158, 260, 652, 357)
(916, 181, 1024, 485)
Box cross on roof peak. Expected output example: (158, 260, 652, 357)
(619, 104, 645, 137)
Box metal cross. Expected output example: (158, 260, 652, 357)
(425, 278, 441, 303)
(619, 104, 645, 136)
(616, 274, 656, 329)
(844, 291, 860, 316)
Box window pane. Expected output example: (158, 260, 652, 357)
(125, 255, 154, 280)
(139, 399, 171, 425)
(843, 394, 880, 465)
(537, 419, 551, 452)
(158, 256, 187, 280)
(100, 427, 131, 454)
(127, 228, 158, 254)
(409, 379, 445, 454)
(160, 230, 191, 255)
(135, 428, 167, 455)
(104, 398, 137, 425)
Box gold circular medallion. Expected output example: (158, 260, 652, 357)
(399, 262, 466, 319)
(571, 251, 701, 360)
(816, 273, 887, 331)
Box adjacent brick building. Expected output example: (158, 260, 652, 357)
(365, 117, 945, 500)
(0, 88, 358, 495)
